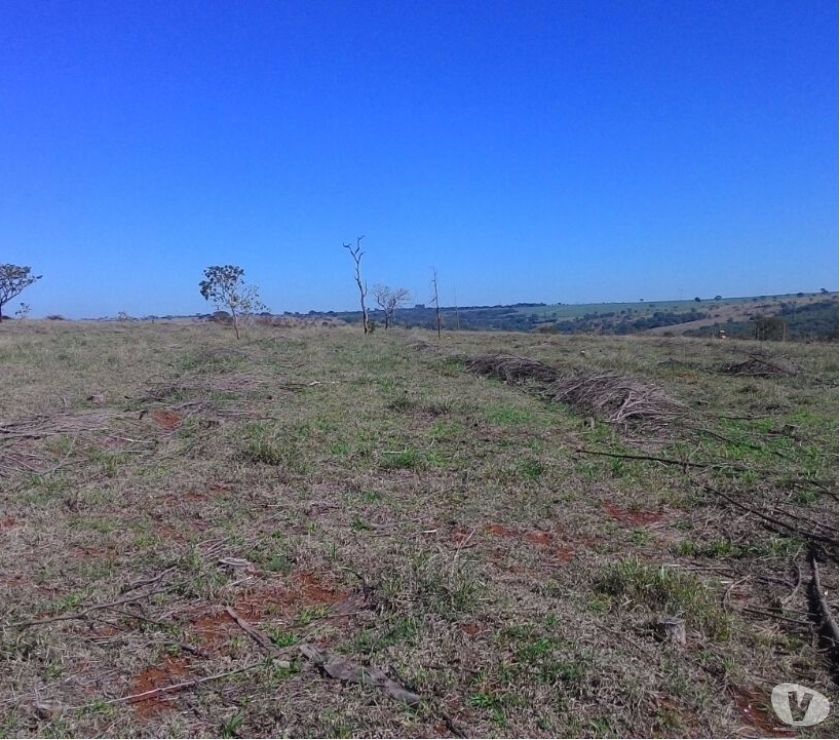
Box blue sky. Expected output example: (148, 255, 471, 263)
(1, 0, 837, 317)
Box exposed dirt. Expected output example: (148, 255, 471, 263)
(485, 524, 518, 538)
(604, 502, 664, 526)
(459, 622, 485, 638)
(129, 656, 192, 718)
(150, 409, 183, 431)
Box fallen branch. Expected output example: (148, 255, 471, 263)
(701, 485, 837, 548)
(225, 607, 275, 654)
(575, 447, 729, 470)
(120, 567, 176, 594)
(809, 552, 839, 649)
(5, 584, 176, 629)
(299, 643, 421, 705)
(779, 562, 803, 607)
(74, 660, 265, 709)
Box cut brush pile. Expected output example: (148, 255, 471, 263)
(465, 353, 680, 430)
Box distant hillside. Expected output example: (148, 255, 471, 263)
(685, 298, 838, 341)
(297, 292, 837, 341)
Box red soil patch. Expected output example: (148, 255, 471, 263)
(72, 545, 117, 559)
(238, 573, 348, 620)
(191, 610, 237, 653)
(485, 524, 518, 538)
(294, 572, 347, 606)
(525, 530, 554, 546)
(129, 656, 191, 718)
(460, 622, 485, 638)
(729, 687, 795, 737)
(150, 409, 183, 431)
(604, 502, 663, 526)
(0, 516, 18, 530)
(186, 571, 349, 649)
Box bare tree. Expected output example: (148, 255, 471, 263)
(199, 265, 267, 340)
(373, 285, 410, 330)
(343, 236, 370, 333)
(431, 268, 442, 339)
(0, 264, 41, 322)
(453, 287, 461, 331)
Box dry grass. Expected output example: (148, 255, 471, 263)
(0, 321, 836, 738)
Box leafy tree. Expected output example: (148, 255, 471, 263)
(373, 284, 410, 329)
(199, 265, 267, 339)
(0, 264, 41, 321)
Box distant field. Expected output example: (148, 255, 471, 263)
(1, 322, 837, 737)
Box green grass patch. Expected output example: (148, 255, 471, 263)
(595, 560, 730, 639)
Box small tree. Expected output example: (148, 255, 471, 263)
(343, 236, 370, 333)
(14, 303, 31, 319)
(0, 264, 41, 322)
(373, 284, 410, 329)
(199, 265, 267, 340)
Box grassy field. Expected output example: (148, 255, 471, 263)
(1, 322, 837, 738)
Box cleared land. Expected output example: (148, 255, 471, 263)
(1, 322, 837, 738)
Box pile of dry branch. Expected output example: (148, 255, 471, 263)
(720, 354, 798, 378)
(548, 372, 680, 428)
(466, 353, 680, 430)
(465, 353, 560, 384)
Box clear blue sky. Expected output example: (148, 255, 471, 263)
(1, 0, 837, 317)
